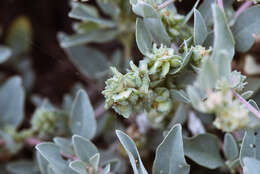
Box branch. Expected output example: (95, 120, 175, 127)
(233, 91, 260, 119)
(217, 0, 224, 10)
(157, 0, 175, 10)
(234, 1, 253, 19)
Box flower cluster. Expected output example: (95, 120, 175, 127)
(202, 89, 249, 132)
(103, 44, 181, 122)
(31, 108, 68, 138)
(190, 45, 211, 66)
(160, 9, 192, 42)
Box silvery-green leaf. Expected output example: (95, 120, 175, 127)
(232, 5, 260, 52)
(69, 3, 116, 27)
(36, 143, 67, 172)
(187, 86, 202, 111)
(36, 151, 49, 174)
(183, 0, 200, 24)
(243, 157, 260, 174)
(170, 89, 190, 103)
(53, 137, 74, 155)
(99, 164, 110, 174)
(0, 76, 25, 128)
(242, 91, 254, 100)
(130, 1, 158, 18)
(136, 18, 153, 55)
(198, 57, 218, 90)
(187, 112, 205, 136)
(184, 134, 224, 169)
(72, 135, 98, 163)
(0, 46, 11, 63)
(169, 104, 189, 126)
(7, 160, 37, 174)
(116, 130, 148, 174)
(96, 0, 120, 18)
(70, 89, 96, 139)
(89, 153, 100, 170)
(69, 160, 87, 174)
(144, 18, 171, 46)
(212, 4, 234, 63)
(198, 0, 215, 26)
(224, 133, 239, 161)
(194, 9, 208, 45)
(59, 30, 118, 48)
(248, 99, 259, 111)
(63, 45, 109, 78)
(153, 124, 190, 174)
(240, 128, 260, 166)
(0, 130, 16, 153)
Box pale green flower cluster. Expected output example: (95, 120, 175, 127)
(160, 9, 192, 42)
(140, 44, 182, 86)
(31, 108, 68, 137)
(202, 89, 249, 132)
(102, 62, 150, 118)
(103, 44, 182, 121)
(191, 45, 211, 66)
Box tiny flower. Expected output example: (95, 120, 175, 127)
(191, 45, 211, 66)
(230, 70, 247, 92)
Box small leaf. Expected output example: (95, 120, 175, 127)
(0, 46, 12, 63)
(241, 91, 254, 100)
(169, 104, 189, 126)
(53, 137, 74, 156)
(70, 90, 97, 139)
(187, 86, 202, 111)
(7, 160, 37, 174)
(89, 153, 100, 170)
(153, 124, 190, 174)
(243, 157, 260, 174)
(240, 128, 260, 166)
(130, 1, 158, 18)
(36, 151, 49, 174)
(224, 133, 239, 161)
(116, 130, 148, 174)
(232, 5, 260, 52)
(170, 89, 190, 103)
(136, 18, 153, 55)
(184, 133, 224, 169)
(212, 5, 235, 62)
(194, 9, 208, 45)
(69, 160, 87, 174)
(0, 76, 25, 128)
(99, 164, 110, 174)
(72, 135, 98, 163)
(198, 0, 215, 26)
(96, 0, 120, 18)
(63, 45, 109, 78)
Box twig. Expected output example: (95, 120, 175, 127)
(25, 137, 41, 146)
(233, 91, 260, 119)
(95, 102, 106, 118)
(61, 152, 79, 161)
(157, 0, 175, 10)
(217, 0, 224, 10)
(234, 1, 253, 19)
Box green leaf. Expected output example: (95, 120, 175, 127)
(89, 153, 100, 170)
(184, 133, 224, 169)
(99, 164, 110, 174)
(0, 76, 25, 128)
(240, 128, 260, 166)
(7, 160, 37, 174)
(194, 9, 208, 45)
(232, 5, 260, 52)
(70, 90, 97, 139)
(170, 89, 190, 103)
(198, 58, 218, 90)
(224, 133, 239, 161)
(153, 124, 190, 174)
(130, 1, 158, 18)
(212, 5, 235, 62)
(53, 137, 74, 156)
(36, 151, 49, 174)
(63, 45, 109, 78)
(59, 30, 118, 48)
(69, 160, 87, 174)
(136, 18, 153, 55)
(169, 104, 189, 126)
(0, 46, 12, 63)
(144, 18, 171, 46)
(187, 86, 202, 111)
(36, 143, 67, 172)
(69, 3, 116, 28)
(243, 157, 260, 174)
(96, 0, 120, 18)
(198, 0, 215, 26)
(116, 130, 148, 174)
(72, 135, 98, 163)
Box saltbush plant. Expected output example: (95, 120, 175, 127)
(0, 0, 260, 174)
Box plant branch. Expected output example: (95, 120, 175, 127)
(217, 0, 224, 10)
(233, 91, 260, 119)
(234, 1, 253, 19)
(157, 0, 175, 10)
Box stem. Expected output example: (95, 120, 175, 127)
(95, 102, 106, 118)
(233, 91, 260, 119)
(157, 0, 175, 10)
(25, 137, 41, 146)
(217, 0, 224, 10)
(61, 152, 79, 161)
(234, 1, 253, 19)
